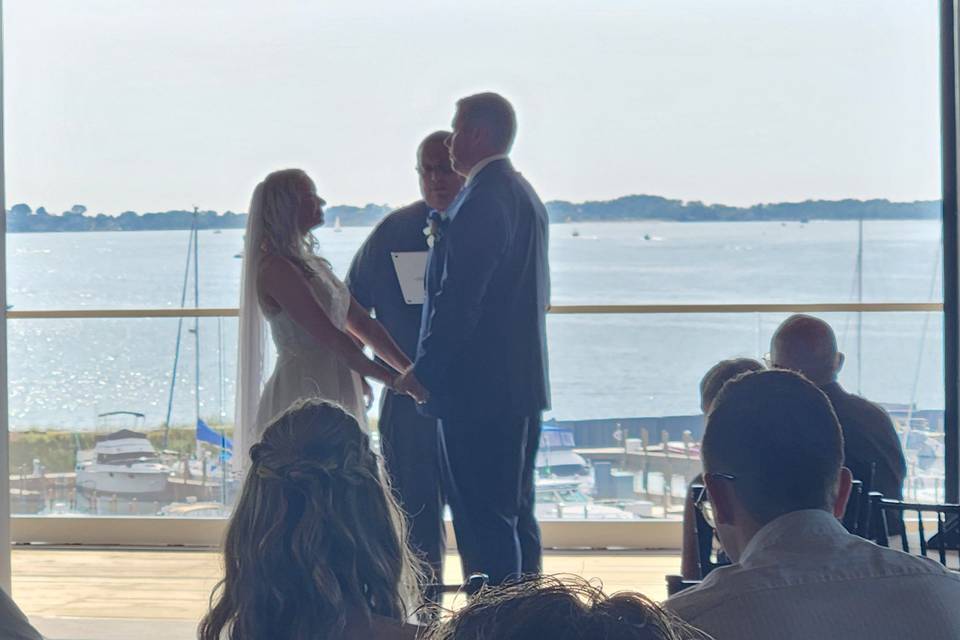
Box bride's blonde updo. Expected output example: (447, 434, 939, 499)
(252, 168, 323, 279)
(200, 400, 422, 640)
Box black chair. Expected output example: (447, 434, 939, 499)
(690, 483, 730, 578)
(665, 484, 725, 593)
(841, 479, 864, 534)
(665, 574, 701, 596)
(866, 493, 960, 570)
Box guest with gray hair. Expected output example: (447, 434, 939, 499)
(769, 314, 906, 501)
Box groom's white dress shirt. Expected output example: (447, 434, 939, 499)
(465, 154, 510, 185)
(665, 509, 960, 640)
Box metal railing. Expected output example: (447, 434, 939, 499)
(3, 300, 949, 548)
(4, 301, 945, 320)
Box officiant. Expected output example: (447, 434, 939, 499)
(346, 130, 464, 604)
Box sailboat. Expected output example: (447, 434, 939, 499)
(333, 216, 342, 233)
(163, 207, 234, 505)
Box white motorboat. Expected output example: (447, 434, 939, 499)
(535, 479, 635, 521)
(76, 414, 171, 496)
(536, 425, 594, 494)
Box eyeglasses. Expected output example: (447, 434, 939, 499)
(416, 164, 456, 177)
(694, 472, 737, 529)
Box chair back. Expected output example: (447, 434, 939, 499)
(689, 483, 730, 578)
(866, 493, 960, 570)
(665, 574, 701, 596)
(841, 479, 864, 534)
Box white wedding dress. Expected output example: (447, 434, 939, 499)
(253, 258, 368, 435)
(235, 178, 368, 469)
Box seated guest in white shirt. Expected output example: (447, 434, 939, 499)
(665, 369, 960, 640)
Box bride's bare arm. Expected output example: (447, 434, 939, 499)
(346, 297, 413, 374)
(259, 255, 399, 387)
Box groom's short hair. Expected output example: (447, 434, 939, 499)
(457, 92, 517, 153)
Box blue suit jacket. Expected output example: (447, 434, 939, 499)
(414, 158, 551, 420)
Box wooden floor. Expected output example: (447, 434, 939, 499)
(11, 547, 680, 639)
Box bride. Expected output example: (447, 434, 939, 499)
(235, 168, 413, 464)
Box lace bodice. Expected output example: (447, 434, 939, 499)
(254, 256, 367, 433)
(264, 258, 351, 356)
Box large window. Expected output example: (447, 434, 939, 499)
(3, 2, 947, 532)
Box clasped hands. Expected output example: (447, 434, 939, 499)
(394, 367, 430, 404)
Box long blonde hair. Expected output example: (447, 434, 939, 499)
(234, 169, 328, 465)
(253, 168, 325, 278)
(200, 400, 422, 640)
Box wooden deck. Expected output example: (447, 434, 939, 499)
(10, 547, 681, 639)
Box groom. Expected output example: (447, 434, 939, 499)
(397, 92, 551, 586)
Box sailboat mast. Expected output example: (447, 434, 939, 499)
(193, 207, 201, 429)
(162, 212, 197, 448)
(217, 317, 224, 422)
(856, 216, 863, 394)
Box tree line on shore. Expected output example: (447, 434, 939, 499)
(5, 196, 941, 233)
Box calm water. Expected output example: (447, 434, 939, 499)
(5, 219, 945, 429)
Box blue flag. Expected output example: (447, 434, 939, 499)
(197, 418, 233, 453)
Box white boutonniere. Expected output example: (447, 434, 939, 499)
(423, 209, 448, 248)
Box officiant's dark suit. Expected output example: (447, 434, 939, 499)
(346, 130, 464, 604)
(414, 148, 551, 585)
(346, 200, 445, 602)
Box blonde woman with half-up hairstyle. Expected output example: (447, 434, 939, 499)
(200, 400, 424, 640)
(236, 169, 416, 469)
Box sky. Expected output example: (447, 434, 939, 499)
(2, 0, 942, 214)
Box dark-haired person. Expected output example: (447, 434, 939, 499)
(769, 314, 906, 502)
(199, 400, 423, 640)
(665, 370, 960, 640)
(347, 131, 465, 604)
(426, 574, 710, 640)
(680, 358, 764, 579)
(396, 93, 551, 586)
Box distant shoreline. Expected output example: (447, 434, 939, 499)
(2, 217, 944, 236)
(6, 196, 941, 233)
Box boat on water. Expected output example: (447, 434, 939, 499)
(159, 499, 230, 518)
(535, 478, 635, 520)
(333, 216, 343, 232)
(536, 424, 647, 519)
(76, 414, 171, 496)
(537, 424, 593, 493)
